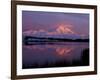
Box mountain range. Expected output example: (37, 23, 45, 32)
(23, 25, 89, 39)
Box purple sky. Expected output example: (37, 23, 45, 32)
(22, 11, 89, 39)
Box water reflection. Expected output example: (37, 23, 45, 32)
(23, 45, 74, 57)
(22, 42, 89, 69)
(56, 47, 73, 56)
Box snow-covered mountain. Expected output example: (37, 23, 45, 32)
(23, 25, 88, 39)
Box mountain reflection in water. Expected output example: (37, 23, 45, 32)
(22, 42, 89, 69)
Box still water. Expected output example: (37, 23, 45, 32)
(22, 42, 89, 69)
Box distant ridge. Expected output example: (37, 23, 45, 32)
(23, 36, 89, 45)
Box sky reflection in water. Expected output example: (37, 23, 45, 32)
(22, 42, 89, 68)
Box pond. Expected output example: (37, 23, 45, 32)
(22, 42, 89, 69)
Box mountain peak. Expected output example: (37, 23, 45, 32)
(56, 24, 76, 34)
